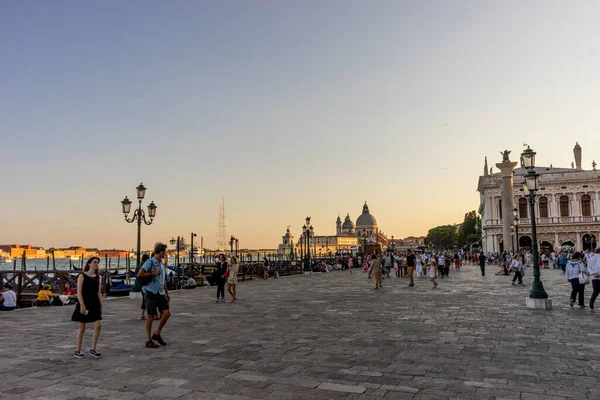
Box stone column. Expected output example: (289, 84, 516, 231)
(576, 232, 582, 251)
(554, 232, 560, 250)
(496, 158, 518, 252)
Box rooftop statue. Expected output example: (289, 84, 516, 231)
(500, 150, 511, 162)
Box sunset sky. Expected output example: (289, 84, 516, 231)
(2, 1, 600, 251)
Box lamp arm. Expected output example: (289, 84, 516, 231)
(124, 208, 140, 224)
(141, 209, 154, 225)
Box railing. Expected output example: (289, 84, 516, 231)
(484, 216, 599, 227)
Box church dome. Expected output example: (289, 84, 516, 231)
(356, 202, 377, 230)
(342, 214, 354, 230)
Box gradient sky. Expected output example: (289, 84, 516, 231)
(2, 1, 600, 251)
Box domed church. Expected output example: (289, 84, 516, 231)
(336, 214, 355, 235)
(355, 202, 378, 237)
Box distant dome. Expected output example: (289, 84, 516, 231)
(356, 202, 377, 230)
(342, 214, 355, 230)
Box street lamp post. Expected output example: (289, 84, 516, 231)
(512, 207, 519, 253)
(303, 217, 313, 272)
(229, 236, 236, 255)
(121, 183, 157, 269)
(190, 233, 197, 265)
(170, 236, 181, 287)
(521, 146, 550, 307)
(300, 226, 305, 271)
(361, 230, 368, 254)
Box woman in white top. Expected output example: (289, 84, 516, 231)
(0, 283, 17, 311)
(227, 256, 240, 303)
(566, 252, 586, 308)
(416, 257, 424, 278)
(587, 248, 600, 310)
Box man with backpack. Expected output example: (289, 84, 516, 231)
(137, 243, 171, 348)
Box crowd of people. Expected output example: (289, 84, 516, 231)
(5, 242, 600, 360)
(354, 249, 470, 290)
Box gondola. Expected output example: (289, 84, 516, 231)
(107, 283, 133, 297)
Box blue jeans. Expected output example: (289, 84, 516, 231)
(0, 304, 16, 311)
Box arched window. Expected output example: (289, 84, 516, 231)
(581, 195, 591, 217)
(519, 198, 528, 218)
(498, 199, 502, 219)
(560, 195, 570, 217)
(539, 197, 548, 218)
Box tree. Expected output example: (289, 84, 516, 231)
(424, 225, 458, 251)
(458, 210, 481, 247)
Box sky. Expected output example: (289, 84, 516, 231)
(2, 1, 600, 251)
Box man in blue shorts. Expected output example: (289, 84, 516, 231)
(137, 243, 171, 348)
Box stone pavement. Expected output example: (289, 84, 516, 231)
(1, 264, 600, 400)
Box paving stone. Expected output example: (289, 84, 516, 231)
(1, 267, 599, 399)
(317, 382, 366, 393)
(143, 386, 192, 398)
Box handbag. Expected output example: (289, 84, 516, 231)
(578, 271, 590, 285)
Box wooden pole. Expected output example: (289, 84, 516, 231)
(46, 256, 50, 271)
(80, 257, 84, 269)
(52, 250, 56, 269)
(126, 253, 130, 284)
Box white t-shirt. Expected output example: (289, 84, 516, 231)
(2, 290, 17, 308)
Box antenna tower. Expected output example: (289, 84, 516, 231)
(217, 197, 227, 248)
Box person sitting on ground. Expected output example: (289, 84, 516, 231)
(37, 284, 53, 306)
(59, 282, 77, 305)
(185, 276, 197, 289)
(202, 274, 214, 286)
(0, 283, 17, 311)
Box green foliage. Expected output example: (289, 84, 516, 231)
(424, 225, 458, 250)
(458, 210, 481, 246)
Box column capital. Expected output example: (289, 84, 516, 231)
(495, 161, 518, 177)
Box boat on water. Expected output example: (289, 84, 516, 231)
(67, 255, 81, 261)
(0, 255, 13, 263)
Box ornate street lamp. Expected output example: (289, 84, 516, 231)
(521, 146, 548, 301)
(512, 207, 519, 253)
(229, 236, 237, 255)
(361, 229, 368, 254)
(121, 183, 157, 269)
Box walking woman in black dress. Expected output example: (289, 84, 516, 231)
(72, 257, 103, 359)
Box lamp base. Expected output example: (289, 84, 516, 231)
(525, 297, 553, 310)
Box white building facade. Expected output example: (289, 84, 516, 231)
(478, 143, 600, 254)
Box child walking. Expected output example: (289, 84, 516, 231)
(429, 260, 438, 289)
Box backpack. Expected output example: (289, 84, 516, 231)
(138, 260, 156, 286)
